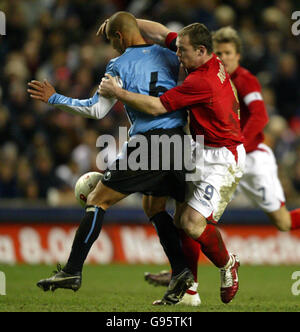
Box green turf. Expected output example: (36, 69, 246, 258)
(0, 264, 299, 312)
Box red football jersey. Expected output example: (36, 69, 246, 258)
(160, 34, 243, 153)
(230, 66, 268, 153)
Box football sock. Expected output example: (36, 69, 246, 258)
(150, 211, 188, 277)
(195, 224, 229, 268)
(63, 205, 105, 274)
(179, 229, 200, 281)
(290, 209, 300, 230)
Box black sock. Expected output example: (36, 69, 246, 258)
(150, 211, 188, 277)
(63, 205, 105, 274)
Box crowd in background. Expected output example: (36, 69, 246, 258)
(0, 0, 300, 208)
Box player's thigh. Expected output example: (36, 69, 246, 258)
(87, 181, 127, 210)
(142, 195, 168, 218)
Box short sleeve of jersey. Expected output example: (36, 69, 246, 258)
(160, 75, 212, 112)
(104, 58, 123, 88)
(105, 58, 118, 77)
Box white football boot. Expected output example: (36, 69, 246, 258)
(178, 282, 201, 306)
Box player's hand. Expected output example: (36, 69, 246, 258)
(96, 19, 109, 38)
(27, 79, 56, 103)
(99, 74, 119, 98)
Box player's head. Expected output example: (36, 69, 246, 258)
(105, 11, 141, 54)
(176, 23, 213, 71)
(212, 27, 241, 74)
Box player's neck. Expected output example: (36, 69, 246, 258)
(188, 53, 213, 72)
(200, 53, 213, 66)
(228, 64, 239, 75)
(125, 34, 147, 48)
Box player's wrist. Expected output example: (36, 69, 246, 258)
(47, 92, 58, 104)
(115, 86, 124, 100)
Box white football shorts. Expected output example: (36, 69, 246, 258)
(186, 144, 246, 222)
(236, 143, 285, 212)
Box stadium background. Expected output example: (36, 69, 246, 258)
(0, 0, 300, 267)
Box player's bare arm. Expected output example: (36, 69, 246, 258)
(100, 73, 167, 116)
(27, 79, 56, 103)
(136, 19, 171, 46)
(27, 76, 116, 120)
(96, 18, 170, 46)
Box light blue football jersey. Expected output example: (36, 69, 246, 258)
(48, 44, 187, 136)
(105, 44, 187, 136)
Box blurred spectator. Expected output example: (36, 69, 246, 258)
(72, 128, 100, 174)
(189, 0, 219, 31)
(273, 53, 300, 120)
(0, 162, 17, 198)
(33, 150, 66, 198)
(214, 5, 236, 27)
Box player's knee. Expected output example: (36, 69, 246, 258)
(142, 196, 167, 218)
(86, 187, 111, 210)
(274, 219, 290, 232)
(267, 209, 291, 232)
(87, 189, 102, 206)
(144, 206, 165, 218)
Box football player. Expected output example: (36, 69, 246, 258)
(28, 11, 195, 305)
(138, 26, 300, 299)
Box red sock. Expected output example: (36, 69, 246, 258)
(290, 209, 300, 230)
(196, 224, 229, 268)
(179, 229, 200, 282)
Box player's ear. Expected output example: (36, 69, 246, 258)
(197, 46, 206, 56)
(115, 31, 122, 39)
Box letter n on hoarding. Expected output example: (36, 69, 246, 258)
(0, 271, 6, 295)
(0, 11, 6, 36)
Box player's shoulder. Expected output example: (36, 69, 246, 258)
(119, 44, 175, 61)
(106, 56, 121, 72)
(189, 55, 221, 86)
(234, 66, 259, 84)
(149, 43, 178, 58)
(154, 43, 173, 53)
(145, 44, 180, 69)
(232, 66, 261, 93)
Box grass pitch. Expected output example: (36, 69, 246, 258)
(0, 264, 299, 312)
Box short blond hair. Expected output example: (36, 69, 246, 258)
(212, 26, 242, 54)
